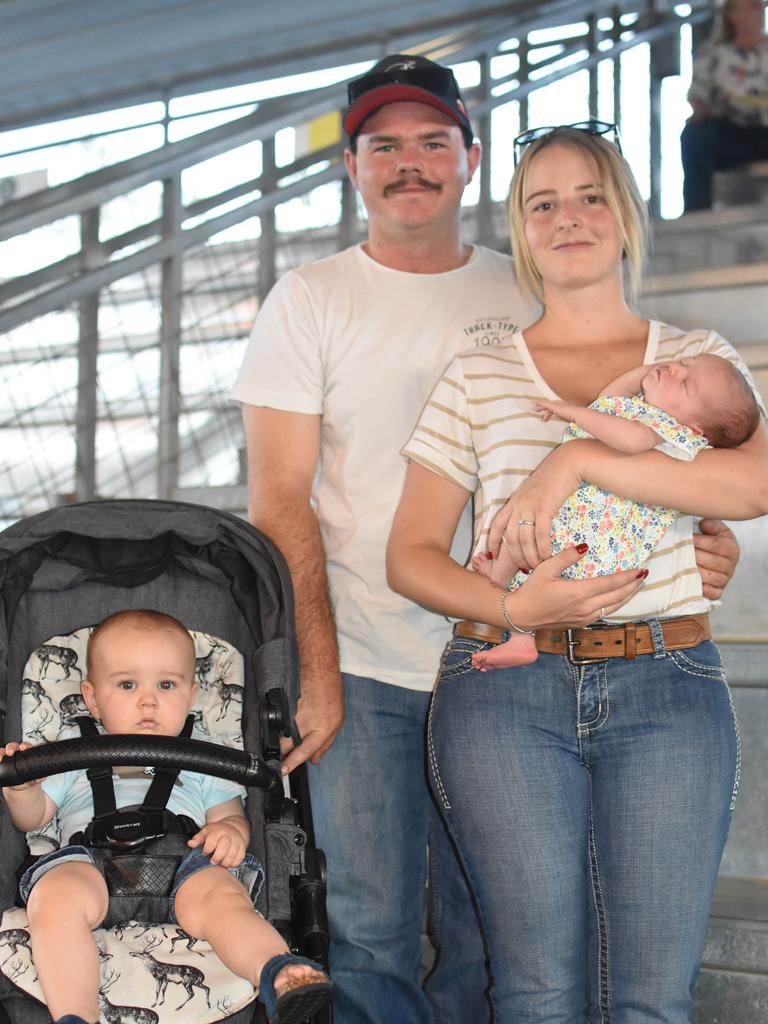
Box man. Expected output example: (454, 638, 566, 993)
(231, 54, 739, 1024)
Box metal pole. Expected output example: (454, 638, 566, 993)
(75, 207, 100, 501)
(476, 53, 494, 245)
(587, 14, 598, 114)
(157, 173, 183, 498)
(259, 136, 278, 302)
(649, 46, 663, 217)
(519, 38, 530, 133)
(612, 6, 622, 130)
(338, 174, 356, 252)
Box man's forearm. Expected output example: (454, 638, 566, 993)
(248, 495, 340, 689)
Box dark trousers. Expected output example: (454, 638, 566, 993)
(681, 116, 768, 211)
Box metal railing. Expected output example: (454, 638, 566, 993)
(0, 0, 717, 522)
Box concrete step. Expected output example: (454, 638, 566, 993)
(694, 877, 768, 1023)
(639, 264, 768, 347)
(715, 161, 768, 210)
(649, 202, 768, 277)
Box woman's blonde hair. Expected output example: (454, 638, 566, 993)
(508, 127, 649, 304)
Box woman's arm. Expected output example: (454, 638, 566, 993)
(488, 422, 768, 567)
(572, 423, 768, 517)
(387, 462, 647, 630)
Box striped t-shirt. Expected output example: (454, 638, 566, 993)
(402, 321, 765, 623)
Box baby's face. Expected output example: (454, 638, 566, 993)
(81, 626, 197, 736)
(641, 354, 725, 432)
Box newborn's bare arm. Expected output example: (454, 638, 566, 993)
(599, 364, 651, 398)
(534, 400, 659, 454)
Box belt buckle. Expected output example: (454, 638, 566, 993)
(566, 628, 608, 665)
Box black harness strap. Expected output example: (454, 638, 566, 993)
(76, 715, 117, 820)
(141, 714, 194, 811)
(74, 714, 194, 817)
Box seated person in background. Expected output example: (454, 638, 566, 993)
(472, 353, 761, 670)
(681, 0, 768, 211)
(1, 609, 331, 1024)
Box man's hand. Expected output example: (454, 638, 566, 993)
(693, 519, 740, 601)
(280, 673, 344, 775)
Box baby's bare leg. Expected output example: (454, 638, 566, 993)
(173, 867, 322, 994)
(26, 861, 108, 1022)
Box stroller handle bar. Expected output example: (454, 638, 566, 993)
(0, 735, 282, 793)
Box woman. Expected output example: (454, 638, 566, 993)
(387, 125, 768, 1022)
(681, 0, 768, 211)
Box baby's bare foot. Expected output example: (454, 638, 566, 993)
(471, 552, 494, 578)
(273, 963, 328, 998)
(471, 635, 538, 671)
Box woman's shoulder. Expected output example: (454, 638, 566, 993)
(653, 320, 727, 357)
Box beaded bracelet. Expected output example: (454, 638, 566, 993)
(500, 589, 535, 636)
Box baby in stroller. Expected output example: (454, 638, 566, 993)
(1, 610, 331, 1024)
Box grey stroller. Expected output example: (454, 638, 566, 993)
(0, 499, 330, 1024)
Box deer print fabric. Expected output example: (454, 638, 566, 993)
(0, 910, 256, 1022)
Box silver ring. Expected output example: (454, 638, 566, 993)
(501, 535, 512, 551)
(518, 519, 535, 526)
(599, 607, 605, 618)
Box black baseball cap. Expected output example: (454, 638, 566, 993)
(343, 54, 474, 145)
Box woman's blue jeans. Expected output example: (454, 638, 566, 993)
(428, 631, 739, 1024)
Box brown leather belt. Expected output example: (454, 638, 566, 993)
(454, 614, 711, 663)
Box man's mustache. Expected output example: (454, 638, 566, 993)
(383, 177, 442, 197)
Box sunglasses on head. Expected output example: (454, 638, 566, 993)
(513, 120, 621, 165)
(347, 64, 457, 105)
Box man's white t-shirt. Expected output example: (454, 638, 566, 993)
(231, 244, 534, 690)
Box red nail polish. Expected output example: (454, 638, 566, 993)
(520, 568, 530, 574)
(486, 551, 493, 560)
(636, 569, 649, 579)
(576, 543, 589, 554)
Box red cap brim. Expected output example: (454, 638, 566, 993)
(343, 84, 466, 138)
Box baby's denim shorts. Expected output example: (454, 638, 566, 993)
(19, 844, 265, 925)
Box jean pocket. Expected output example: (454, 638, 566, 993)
(439, 637, 488, 680)
(668, 640, 725, 680)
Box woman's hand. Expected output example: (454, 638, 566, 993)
(503, 545, 649, 631)
(487, 444, 584, 569)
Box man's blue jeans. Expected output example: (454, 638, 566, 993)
(309, 673, 490, 1024)
(428, 633, 738, 1024)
